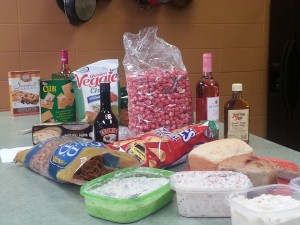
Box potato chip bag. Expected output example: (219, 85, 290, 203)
(108, 121, 217, 168)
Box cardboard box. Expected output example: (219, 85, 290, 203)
(40, 79, 76, 123)
(32, 122, 93, 145)
(8, 70, 40, 116)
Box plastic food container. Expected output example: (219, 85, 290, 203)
(226, 184, 300, 225)
(80, 167, 174, 223)
(170, 171, 253, 217)
(290, 177, 300, 189)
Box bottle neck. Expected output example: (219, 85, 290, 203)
(61, 55, 68, 66)
(202, 71, 214, 79)
(61, 62, 69, 69)
(59, 62, 70, 76)
(100, 92, 112, 110)
(232, 91, 243, 100)
(60, 50, 69, 68)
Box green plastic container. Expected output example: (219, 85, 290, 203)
(80, 167, 174, 223)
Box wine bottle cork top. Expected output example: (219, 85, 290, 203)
(203, 53, 212, 73)
(232, 83, 243, 91)
(60, 50, 68, 63)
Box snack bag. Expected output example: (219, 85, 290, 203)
(123, 27, 193, 134)
(108, 121, 217, 168)
(70, 59, 119, 124)
(14, 136, 139, 185)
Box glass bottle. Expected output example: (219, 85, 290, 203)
(94, 82, 119, 144)
(224, 83, 250, 143)
(59, 50, 71, 77)
(196, 53, 219, 129)
(120, 87, 129, 126)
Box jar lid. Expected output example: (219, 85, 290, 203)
(232, 83, 243, 91)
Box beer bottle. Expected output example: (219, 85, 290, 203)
(94, 82, 119, 143)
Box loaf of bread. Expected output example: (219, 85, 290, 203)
(188, 138, 253, 171)
(218, 155, 277, 186)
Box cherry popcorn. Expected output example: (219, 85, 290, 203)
(126, 67, 193, 133)
(123, 27, 193, 133)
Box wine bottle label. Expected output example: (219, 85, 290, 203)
(227, 109, 249, 141)
(207, 96, 219, 124)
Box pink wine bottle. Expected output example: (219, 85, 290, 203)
(59, 50, 71, 77)
(196, 53, 219, 130)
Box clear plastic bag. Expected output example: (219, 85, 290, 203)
(123, 27, 193, 134)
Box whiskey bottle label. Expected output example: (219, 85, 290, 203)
(227, 109, 249, 141)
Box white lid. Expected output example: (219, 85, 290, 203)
(170, 171, 253, 193)
(232, 83, 243, 92)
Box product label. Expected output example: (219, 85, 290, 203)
(70, 59, 119, 123)
(126, 141, 146, 164)
(48, 141, 105, 181)
(228, 109, 249, 141)
(207, 96, 219, 127)
(98, 128, 118, 143)
(40, 79, 76, 123)
(8, 71, 40, 116)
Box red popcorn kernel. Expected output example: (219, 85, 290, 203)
(126, 67, 193, 133)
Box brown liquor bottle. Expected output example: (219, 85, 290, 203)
(94, 82, 119, 144)
(224, 83, 250, 143)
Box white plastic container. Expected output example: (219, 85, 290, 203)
(290, 177, 300, 189)
(170, 171, 252, 217)
(226, 184, 300, 225)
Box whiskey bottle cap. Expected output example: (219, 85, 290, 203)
(232, 83, 243, 92)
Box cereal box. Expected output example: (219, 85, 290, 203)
(70, 59, 119, 124)
(40, 79, 76, 123)
(8, 70, 40, 116)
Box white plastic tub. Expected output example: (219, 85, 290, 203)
(170, 171, 252, 217)
(226, 184, 300, 225)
